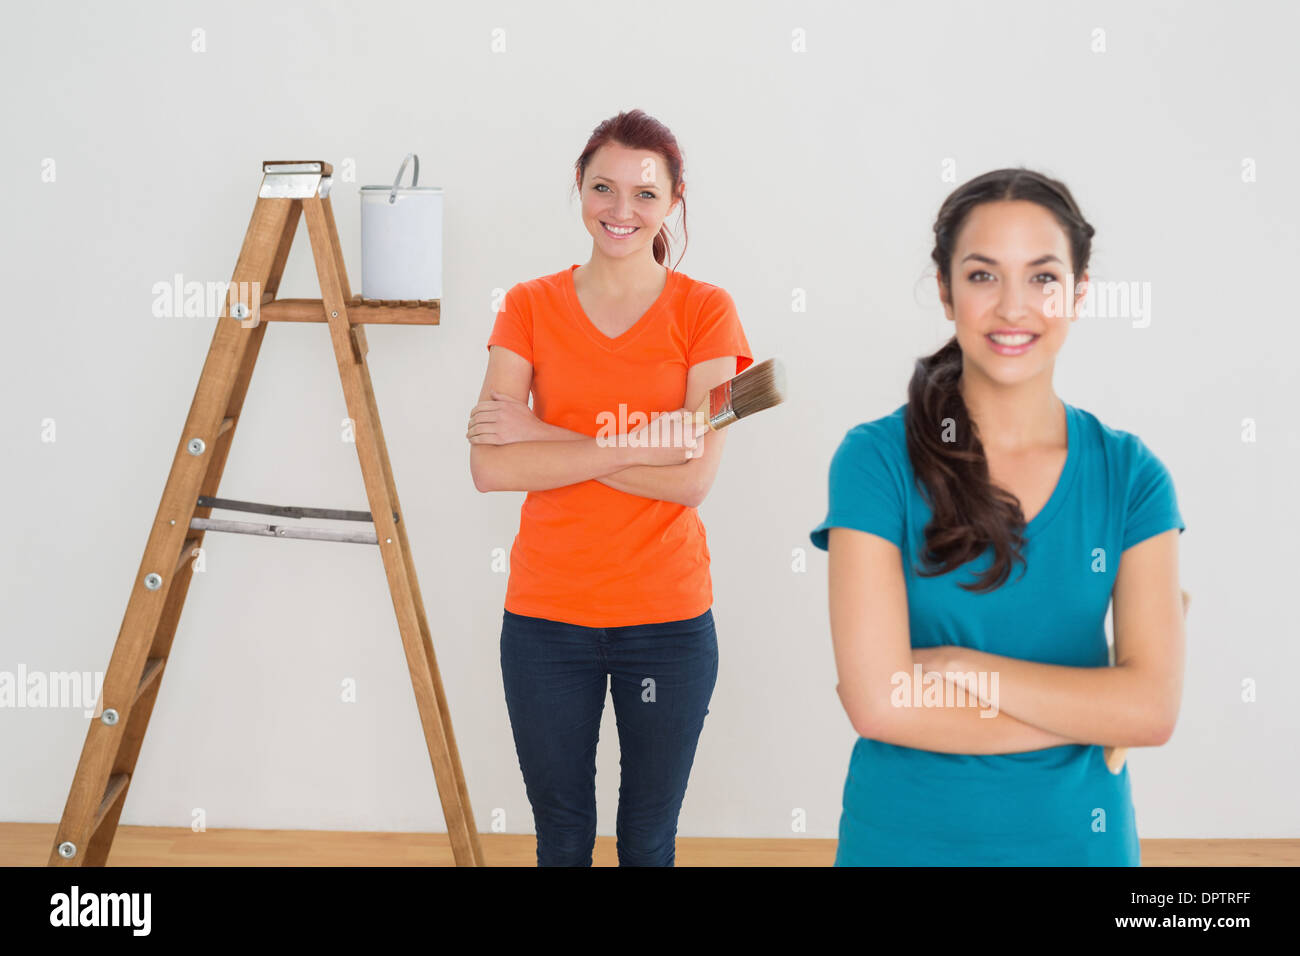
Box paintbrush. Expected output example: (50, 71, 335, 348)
(691, 357, 788, 430)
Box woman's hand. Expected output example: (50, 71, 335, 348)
(625, 409, 709, 466)
(467, 390, 555, 445)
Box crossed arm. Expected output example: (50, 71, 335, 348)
(521, 418, 724, 506)
(468, 345, 738, 507)
(830, 526, 1184, 754)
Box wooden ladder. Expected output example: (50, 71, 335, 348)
(48, 160, 484, 867)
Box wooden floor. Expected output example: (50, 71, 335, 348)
(3, 823, 1296, 866)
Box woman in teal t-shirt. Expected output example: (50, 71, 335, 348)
(810, 168, 1187, 866)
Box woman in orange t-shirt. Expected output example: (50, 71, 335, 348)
(467, 109, 752, 866)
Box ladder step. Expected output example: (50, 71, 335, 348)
(190, 516, 378, 545)
(91, 773, 129, 836)
(135, 657, 165, 703)
(175, 537, 202, 574)
(80, 663, 163, 842)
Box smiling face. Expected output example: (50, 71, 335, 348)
(578, 142, 679, 260)
(938, 199, 1088, 389)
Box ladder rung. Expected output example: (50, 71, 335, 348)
(80, 664, 161, 845)
(135, 657, 165, 703)
(91, 773, 129, 836)
(175, 537, 201, 574)
(190, 516, 378, 545)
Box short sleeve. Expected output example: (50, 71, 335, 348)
(486, 282, 533, 364)
(689, 286, 753, 376)
(1122, 437, 1185, 551)
(809, 424, 905, 551)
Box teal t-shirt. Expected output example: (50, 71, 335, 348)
(810, 400, 1185, 866)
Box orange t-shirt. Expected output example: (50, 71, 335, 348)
(485, 263, 753, 627)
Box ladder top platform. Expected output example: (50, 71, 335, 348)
(263, 160, 333, 175)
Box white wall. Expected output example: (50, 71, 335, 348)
(2, 0, 1296, 843)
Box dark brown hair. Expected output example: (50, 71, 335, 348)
(906, 168, 1095, 592)
(571, 109, 688, 269)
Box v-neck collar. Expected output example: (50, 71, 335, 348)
(1023, 399, 1078, 535)
(563, 263, 678, 352)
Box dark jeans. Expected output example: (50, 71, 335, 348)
(500, 606, 718, 866)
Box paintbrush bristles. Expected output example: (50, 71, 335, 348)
(728, 357, 787, 420)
